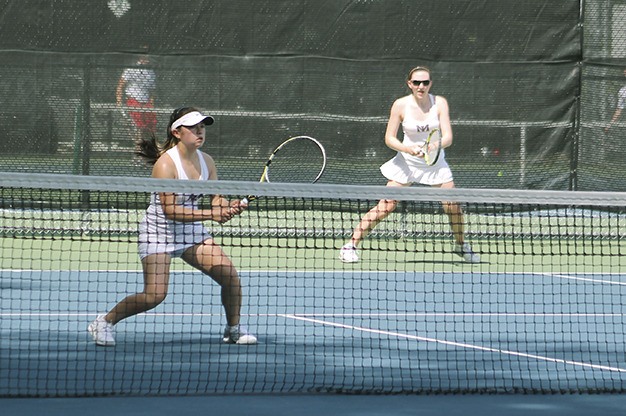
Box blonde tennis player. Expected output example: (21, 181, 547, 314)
(340, 66, 480, 264)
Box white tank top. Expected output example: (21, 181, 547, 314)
(152, 146, 209, 208)
(141, 146, 211, 251)
(400, 94, 443, 166)
(401, 94, 440, 146)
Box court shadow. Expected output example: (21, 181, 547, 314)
(379, 258, 489, 265)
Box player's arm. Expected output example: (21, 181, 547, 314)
(606, 108, 622, 133)
(202, 153, 247, 216)
(115, 77, 126, 107)
(153, 154, 237, 224)
(384, 99, 418, 155)
(606, 89, 626, 132)
(436, 96, 453, 149)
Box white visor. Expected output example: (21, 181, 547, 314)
(171, 111, 215, 131)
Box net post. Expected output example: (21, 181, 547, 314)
(520, 125, 526, 187)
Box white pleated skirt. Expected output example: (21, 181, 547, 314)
(379, 152, 454, 185)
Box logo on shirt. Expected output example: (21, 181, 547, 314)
(185, 194, 203, 205)
(416, 124, 430, 133)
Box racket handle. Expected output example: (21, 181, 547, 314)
(241, 196, 256, 206)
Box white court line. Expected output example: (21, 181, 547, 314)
(0, 312, 623, 318)
(272, 312, 626, 317)
(3, 269, 626, 278)
(4, 310, 625, 374)
(281, 314, 626, 373)
(539, 272, 626, 286)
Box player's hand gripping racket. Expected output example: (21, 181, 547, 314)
(242, 135, 327, 205)
(422, 128, 442, 166)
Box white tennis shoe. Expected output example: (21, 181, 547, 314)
(455, 242, 481, 263)
(87, 314, 116, 346)
(339, 243, 359, 263)
(223, 325, 257, 345)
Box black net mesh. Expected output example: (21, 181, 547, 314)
(0, 174, 625, 396)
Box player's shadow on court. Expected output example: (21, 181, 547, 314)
(401, 259, 487, 265)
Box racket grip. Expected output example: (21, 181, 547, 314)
(241, 196, 257, 206)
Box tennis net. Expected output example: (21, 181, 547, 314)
(1, 173, 625, 396)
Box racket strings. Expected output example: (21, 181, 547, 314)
(267, 139, 325, 183)
(424, 130, 442, 165)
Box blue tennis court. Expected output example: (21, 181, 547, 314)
(4, 392, 626, 416)
(3, 268, 626, 397)
(1, 176, 625, 416)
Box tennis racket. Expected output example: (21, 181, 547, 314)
(422, 128, 442, 166)
(242, 135, 327, 204)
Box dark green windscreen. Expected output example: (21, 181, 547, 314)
(0, 0, 624, 191)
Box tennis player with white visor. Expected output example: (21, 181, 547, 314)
(89, 107, 257, 346)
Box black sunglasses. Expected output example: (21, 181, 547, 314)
(411, 80, 431, 86)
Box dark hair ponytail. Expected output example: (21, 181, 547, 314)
(135, 132, 161, 166)
(134, 106, 199, 165)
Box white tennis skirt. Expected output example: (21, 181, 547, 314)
(138, 218, 212, 260)
(379, 153, 454, 185)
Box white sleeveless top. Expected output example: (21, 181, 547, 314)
(138, 147, 211, 259)
(400, 94, 443, 167)
(379, 94, 453, 185)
